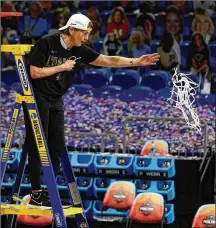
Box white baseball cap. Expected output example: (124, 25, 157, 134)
(58, 13, 92, 32)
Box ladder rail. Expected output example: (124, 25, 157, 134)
(1, 45, 89, 227)
(1, 101, 22, 182)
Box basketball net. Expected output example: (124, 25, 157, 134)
(168, 68, 202, 134)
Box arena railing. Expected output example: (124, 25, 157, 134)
(122, 116, 208, 157)
(66, 131, 119, 154)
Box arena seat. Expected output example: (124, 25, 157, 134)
(183, 15, 193, 40)
(92, 39, 104, 53)
(2, 173, 16, 188)
(209, 42, 216, 72)
(76, 177, 94, 197)
(132, 1, 140, 10)
(100, 85, 123, 92)
(135, 180, 175, 201)
(72, 83, 93, 89)
(180, 41, 190, 70)
(11, 82, 22, 93)
(140, 139, 169, 156)
(100, 23, 107, 37)
(127, 13, 137, 32)
(71, 84, 94, 96)
(80, 1, 114, 10)
(21, 174, 31, 190)
(1, 70, 19, 86)
(192, 204, 215, 228)
(103, 181, 136, 210)
(129, 192, 165, 224)
(157, 87, 171, 99)
(93, 178, 115, 198)
(150, 40, 160, 53)
(158, 1, 168, 11)
(210, 14, 216, 40)
(140, 74, 169, 91)
(155, 15, 165, 39)
(70, 152, 94, 174)
(179, 71, 199, 85)
(197, 94, 216, 106)
(111, 69, 141, 89)
(129, 86, 154, 93)
(143, 70, 170, 83)
(211, 73, 216, 92)
(121, 40, 128, 56)
(93, 200, 129, 217)
(17, 195, 52, 226)
(123, 86, 156, 101)
(83, 69, 110, 88)
(94, 154, 134, 176)
(100, 10, 112, 37)
(83, 200, 93, 219)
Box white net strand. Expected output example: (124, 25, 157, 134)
(168, 68, 202, 134)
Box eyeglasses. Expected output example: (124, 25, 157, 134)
(73, 28, 91, 36)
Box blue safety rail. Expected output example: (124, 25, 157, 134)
(5, 150, 20, 172)
(2, 173, 17, 188)
(93, 200, 129, 217)
(93, 178, 133, 198)
(134, 156, 175, 178)
(135, 180, 175, 201)
(165, 204, 175, 224)
(94, 154, 134, 176)
(70, 152, 94, 174)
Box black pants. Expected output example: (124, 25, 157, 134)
(23, 94, 66, 190)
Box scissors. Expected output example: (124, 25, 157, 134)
(68, 56, 81, 61)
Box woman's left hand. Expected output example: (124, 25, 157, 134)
(138, 53, 160, 66)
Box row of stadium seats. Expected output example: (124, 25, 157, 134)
(2, 151, 175, 177)
(2, 68, 216, 93)
(82, 69, 171, 90)
(2, 174, 175, 201)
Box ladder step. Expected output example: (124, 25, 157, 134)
(1, 203, 83, 216)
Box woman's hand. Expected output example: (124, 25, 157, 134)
(63, 60, 76, 71)
(137, 53, 160, 66)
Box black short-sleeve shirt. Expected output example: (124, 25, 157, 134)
(29, 33, 100, 100)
